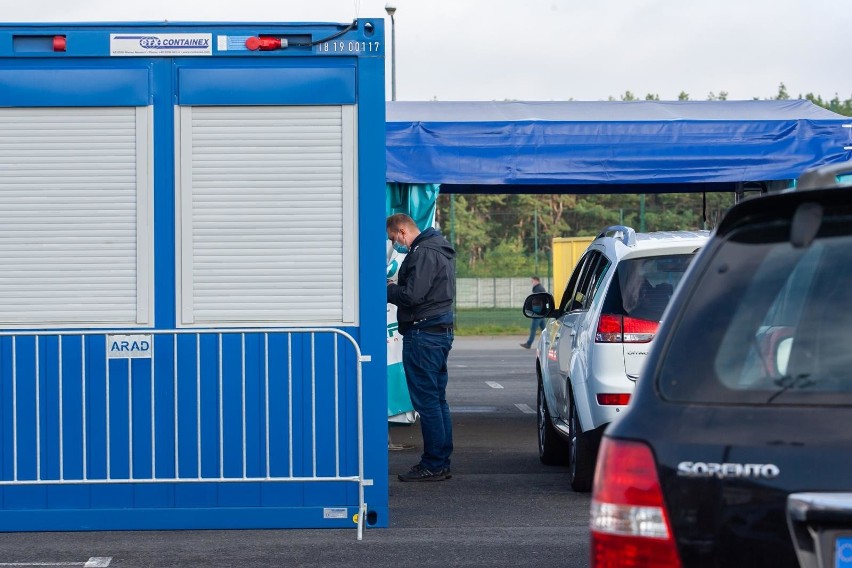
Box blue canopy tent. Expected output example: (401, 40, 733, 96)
(386, 100, 852, 194)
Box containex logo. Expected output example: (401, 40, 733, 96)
(139, 36, 161, 48)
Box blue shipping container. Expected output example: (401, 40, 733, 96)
(0, 20, 388, 534)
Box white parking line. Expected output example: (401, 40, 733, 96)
(454, 406, 501, 413)
(515, 403, 535, 414)
(0, 559, 111, 567)
(485, 381, 504, 389)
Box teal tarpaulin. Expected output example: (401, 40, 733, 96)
(386, 182, 440, 228)
(386, 182, 440, 421)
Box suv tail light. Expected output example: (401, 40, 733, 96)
(590, 438, 681, 568)
(595, 314, 658, 343)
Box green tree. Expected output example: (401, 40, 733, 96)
(438, 194, 502, 274)
(438, 193, 735, 276)
(474, 240, 533, 277)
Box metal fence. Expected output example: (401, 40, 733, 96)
(0, 328, 371, 539)
(456, 277, 554, 309)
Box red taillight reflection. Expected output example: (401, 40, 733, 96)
(592, 532, 681, 568)
(596, 314, 658, 343)
(596, 393, 631, 405)
(590, 438, 681, 568)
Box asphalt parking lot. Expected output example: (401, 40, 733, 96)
(0, 336, 592, 568)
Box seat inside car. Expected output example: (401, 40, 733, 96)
(786, 254, 852, 388)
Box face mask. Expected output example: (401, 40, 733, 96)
(393, 240, 409, 254)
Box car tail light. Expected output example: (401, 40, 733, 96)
(597, 393, 631, 405)
(596, 314, 623, 342)
(595, 314, 658, 343)
(590, 438, 681, 568)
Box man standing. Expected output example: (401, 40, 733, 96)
(386, 213, 456, 482)
(521, 276, 547, 349)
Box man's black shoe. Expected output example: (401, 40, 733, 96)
(442, 467, 452, 479)
(520, 343, 531, 349)
(397, 464, 448, 482)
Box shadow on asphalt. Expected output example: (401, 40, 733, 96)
(388, 412, 576, 529)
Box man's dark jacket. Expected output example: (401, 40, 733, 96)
(387, 227, 456, 330)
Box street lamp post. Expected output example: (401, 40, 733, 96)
(385, 4, 396, 101)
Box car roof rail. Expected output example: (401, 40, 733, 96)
(598, 225, 637, 247)
(796, 161, 852, 190)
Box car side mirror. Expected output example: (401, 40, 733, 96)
(523, 292, 556, 319)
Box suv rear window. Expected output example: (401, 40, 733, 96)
(601, 255, 696, 322)
(659, 215, 852, 405)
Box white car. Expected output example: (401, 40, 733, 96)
(523, 225, 709, 491)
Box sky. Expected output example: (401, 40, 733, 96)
(4, 0, 851, 103)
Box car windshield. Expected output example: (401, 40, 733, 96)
(659, 214, 852, 405)
(602, 254, 695, 322)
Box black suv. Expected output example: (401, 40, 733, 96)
(591, 162, 852, 568)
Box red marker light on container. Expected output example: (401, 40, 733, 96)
(53, 35, 66, 52)
(245, 36, 286, 51)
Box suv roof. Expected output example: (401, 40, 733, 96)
(791, 159, 852, 190)
(592, 225, 710, 259)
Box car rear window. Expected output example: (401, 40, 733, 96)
(601, 255, 696, 322)
(658, 215, 852, 405)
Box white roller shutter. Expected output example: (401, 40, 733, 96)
(0, 107, 153, 327)
(176, 105, 357, 326)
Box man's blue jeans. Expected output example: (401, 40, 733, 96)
(526, 317, 545, 346)
(402, 327, 454, 472)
